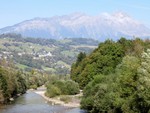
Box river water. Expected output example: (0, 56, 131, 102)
(0, 90, 85, 113)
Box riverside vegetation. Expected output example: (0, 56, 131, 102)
(0, 61, 26, 104)
(71, 37, 150, 113)
(44, 74, 80, 105)
(45, 79, 79, 98)
(0, 35, 150, 113)
(0, 59, 47, 104)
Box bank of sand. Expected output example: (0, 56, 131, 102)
(34, 90, 81, 108)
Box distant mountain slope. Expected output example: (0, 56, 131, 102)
(0, 12, 150, 41)
(0, 33, 98, 74)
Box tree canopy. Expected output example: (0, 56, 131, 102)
(71, 38, 150, 112)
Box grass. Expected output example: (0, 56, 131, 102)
(57, 61, 70, 69)
(42, 66, 56, 72)
(53, 94, 82, 104)
(16, 63, 29, 70)
(61, 50, 78, 57)
(71, 45, 97, 49)
(0, 38, 56, 53)
(59, 95, 72, 103)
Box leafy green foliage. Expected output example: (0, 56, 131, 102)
(71, 39, 125, 88)
(75, 52, 86, 66)
(0, 66, 27, 103)
(114, 56, 141, 113)
(0, 60, 47, 104)
(136, 49, 150, 112)
(45, 80, 79, 98)
(45, 84, 61, 98)
(81, 52, 150, 112)
(71, 38, 150, 112)
(81, 74, 117, 113)
(63, 80, 80, 95)
(27, 69, 46, 89)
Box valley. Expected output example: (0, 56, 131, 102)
(0, 33, 98, 74)
(0, 1, 150, 112)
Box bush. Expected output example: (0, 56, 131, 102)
(53, 80, 65, 94)
(30, 85, 37, 90)
(81, 75, 114, 113)
(46, 84, 61, 98)
(60, 95, 72, 103)
(45, 80, 80, 97)
(64, 80, 80, 95)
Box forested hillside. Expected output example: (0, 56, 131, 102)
(0, 33, 98, 75)
(71, 38, 150, 112)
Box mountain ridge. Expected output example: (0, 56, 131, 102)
(0, 12, 150, 41)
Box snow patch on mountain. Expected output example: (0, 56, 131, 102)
(0, 12, 150, 41)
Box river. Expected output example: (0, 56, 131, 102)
(0, 90, 86, 113)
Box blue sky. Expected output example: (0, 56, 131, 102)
(0, 0, 150, 28)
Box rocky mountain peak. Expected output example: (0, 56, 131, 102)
(0, 12, 149, 41)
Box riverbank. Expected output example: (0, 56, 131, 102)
(34, 89, 82, 108)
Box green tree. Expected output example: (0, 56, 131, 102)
(0, 65, 27, 103)
(136, 49, 150, 112)
(71, 39, 125, 88)
(114, 56, 140, 113)
(76, 52, 86, 66)
(81, 74, 116, 113)
(64, 80, 79, 95)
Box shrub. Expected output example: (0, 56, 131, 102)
(45, 80, 80, 97)
(30, 85, 37, 90)
(53, 80, 65, 94)
(64, 80, 80, 95)
(46, 84, 61, 98)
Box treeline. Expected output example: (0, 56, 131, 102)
(0, 61, 26, 104)
(0, 60, 47, 104)
(0, 33, 58, 46)
(71, 37, 150, 112)
(0, 33, 98, 47)
(26, 69, 47, 89)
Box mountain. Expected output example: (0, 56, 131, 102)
(0, 12, 150, 41)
